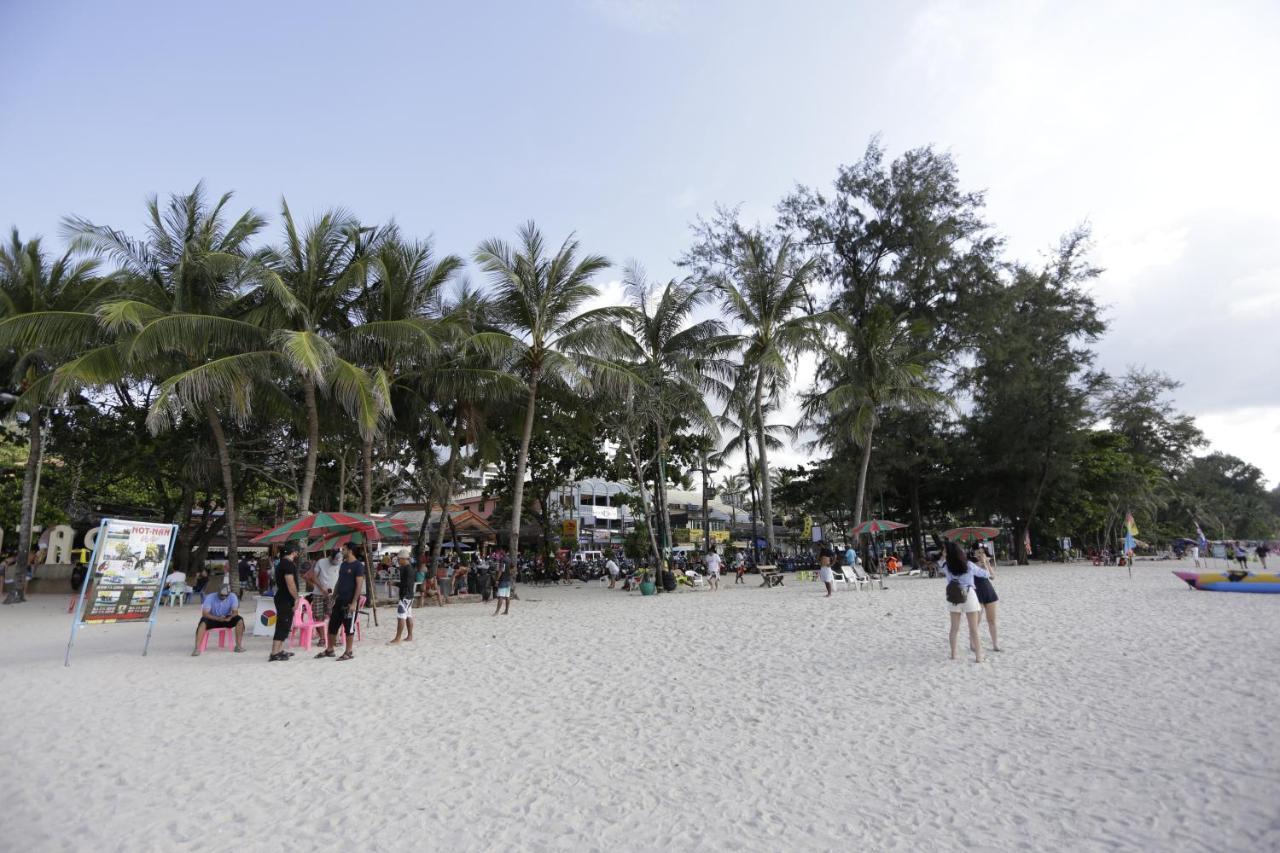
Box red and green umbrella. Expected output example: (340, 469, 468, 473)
(850, 519, 908, 536)
(943, 526, 1001, 544)
(251, 511, 409, 546)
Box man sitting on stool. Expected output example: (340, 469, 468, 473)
(193, 583, 245, 655)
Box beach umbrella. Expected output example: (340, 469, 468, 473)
(849, 519, 908, 536)
(943, 526, 1001, 544)
(251, 511, 409, 545)
(306, 528, 410, 553)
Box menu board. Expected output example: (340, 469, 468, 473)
(83, 520, 178, 623)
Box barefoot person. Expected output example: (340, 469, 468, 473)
(493, 557, 513, 616)
(972, 546, 1001, 652)
(317, 544, 365, 661)
(269, 543, 300, 662)
(704, 545, 722, 591)
(388, 554, 415, 645)
(817, 541, 836, 597)
(943, 541, 984, 663)
(193, 583, 245, 655)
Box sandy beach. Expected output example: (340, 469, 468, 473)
(2, 559, 1277, 852)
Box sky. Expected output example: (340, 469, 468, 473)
(3, 0, 1278, 485)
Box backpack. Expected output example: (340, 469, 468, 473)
(945, 580, 967, 605)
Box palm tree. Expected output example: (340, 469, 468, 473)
(0, 230, 102, 583)
(344, 231, 463, 513)
(718, 377, 791, 560)
(620, 264, 732, 556)
(254, 202, 391, 513)
(713, 230, 818, 554)
(49, 185, 268, 575)
(804, 305, 950, 527)
(474, 222, 624, 560)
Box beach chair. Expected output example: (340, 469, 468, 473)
(830, 566, 851, 588)
(851, 562, 880, 591)
(291, 598, 328, 650)
(683, 570, 708, 590)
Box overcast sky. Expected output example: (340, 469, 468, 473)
(3, 0, 1277, 484)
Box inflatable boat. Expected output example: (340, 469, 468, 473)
(1173, 571, 1280, 594)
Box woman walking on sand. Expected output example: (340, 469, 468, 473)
(971, 546, 1001, 652)
(944, 541, 984, 663)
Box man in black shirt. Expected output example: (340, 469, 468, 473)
(269, 543, 300, 661)
(318, 544, 365, 660)
(388, 553, 415, 645)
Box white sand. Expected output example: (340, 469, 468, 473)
(2, 559, 1277, 852)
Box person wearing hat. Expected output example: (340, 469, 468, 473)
(269, 544, 301, 662)
(193, 582, 245, 655)
(304, 547, 342, 621)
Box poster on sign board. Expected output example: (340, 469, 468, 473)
(65, 518, 178, 665)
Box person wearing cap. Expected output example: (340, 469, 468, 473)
(304, 548, 342, 621)
(269, 544, 301, 662)
(193, 583, 245, 655)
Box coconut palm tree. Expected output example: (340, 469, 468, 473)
(46, 185, 268, 574)
(474, 222, 626, 560)
(712, 230, 819, 553)
(0, 230, 102, 583)
(253, 202, 392, 513)
(804, 305, 950, 526)
(619, 264, 733, 556)
(343, 231, 463, 513)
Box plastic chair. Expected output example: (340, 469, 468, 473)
(197, 626, 235, 652)
(165, 583, 190, 607)
(335, 595, 366, 643)
(291, 598, 328, 650)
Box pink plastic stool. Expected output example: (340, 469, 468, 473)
(198, 626, 235, 653)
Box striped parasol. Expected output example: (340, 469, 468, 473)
(251, 511, 409, 546)
(850, 519, 908, 536)
(943, 526, 1001, 544)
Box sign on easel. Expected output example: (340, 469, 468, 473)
(66, 518, 179, 666)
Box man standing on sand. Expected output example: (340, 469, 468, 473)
(704, 545, 722, 591)
(193, 584, 245, 655)
(493, 556, 513, 615)
(269, 544, 300, 662)
(1255, 543, 1269, 570)
(317, 544, 365, 661)
(388, 554, 415, 645)
(304, 548, 341, 621)
(818, 541, 836, 596)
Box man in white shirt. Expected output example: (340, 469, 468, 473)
(304, 548, 341, 619)
(704, 546, 722, 591)
(605, 553, 621, 589)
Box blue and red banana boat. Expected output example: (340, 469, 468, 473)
(1173, 571, 1280, 594)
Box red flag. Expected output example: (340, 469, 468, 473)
(1023, 528, 1032, 556)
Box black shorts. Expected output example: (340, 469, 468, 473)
(273, 598, 295, 642)
(974, 576, 998, 605)
(328, 600, 356, 636)
(199, 615, 243, 631)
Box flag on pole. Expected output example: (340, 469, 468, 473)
(1123, 512, 1137, 555)
(1023, 527, 1032, 557)
(1194, 522, 1208, 551)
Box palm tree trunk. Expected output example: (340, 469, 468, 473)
(753, 375, 774, 557)
(655, 429, 673, 556)
(744, 442, 760, 564)
(14, 410, 42, 581)
(430, 442, 461, 571)
(853, 423, 876, 527)
(624, 432, 663, 570)
(361, 433, 373, 515)
(700, 448, 710, 553)
(337, 452, 347, 512)
(508, 376, 540, 559)
(205, 403, 239, 591)
(299, 378, 319, 514)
